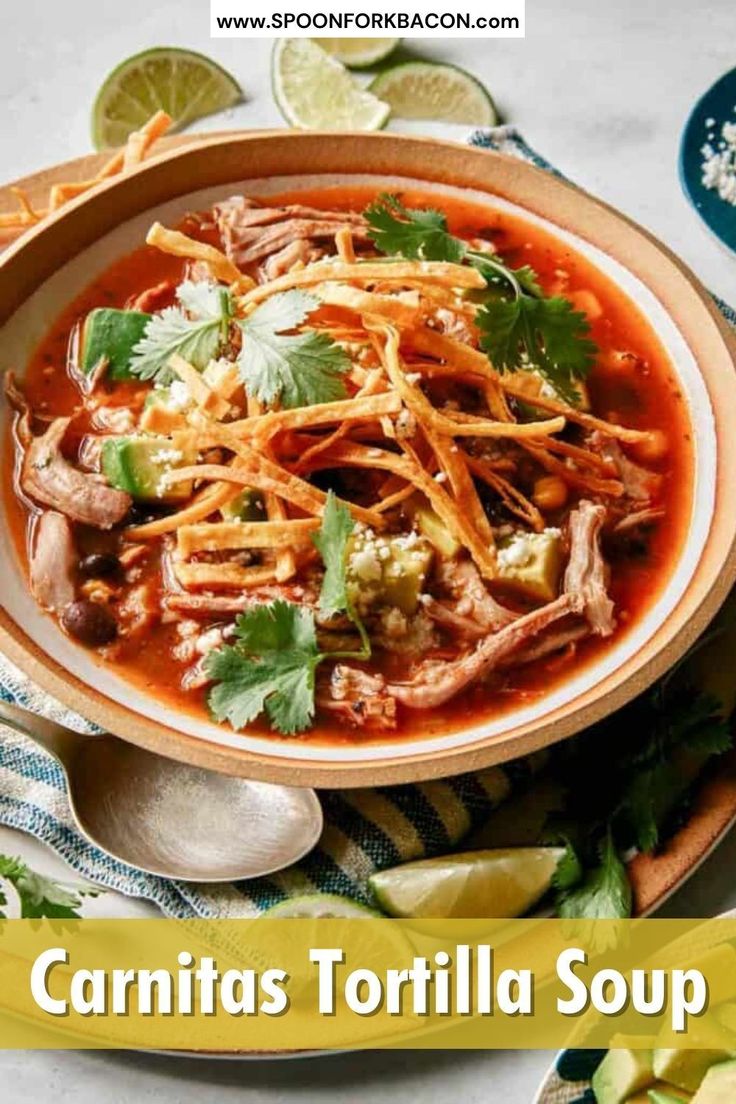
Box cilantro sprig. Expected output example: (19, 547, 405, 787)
(129, 281, 349, 408)
(206, 493, 369, 735)
(364, 194, 598, 405)
(236, 290, 350, 409)
(129, 281, 230, 383)
(540, 646, 732, 919)
(0, 854, 97, 919)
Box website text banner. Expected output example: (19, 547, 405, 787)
(3, 918, 736, 1049)
(210, 0, 525, 38)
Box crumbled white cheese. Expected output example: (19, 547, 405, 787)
(348, 546, 383, 583)
(701, 117, 736, 206)
(433, 471, 448, 483)
(497, 528, 561, 570)
(150, 448, 183, 465)
(167, 381, 192, 411)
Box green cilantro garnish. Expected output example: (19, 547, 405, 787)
(364, 194, 465, 263)
(0, 854, 97, 919)
(206, 601, 322, 735)
(364, 194, 598, 405)
(206, 493, 369, 736)
(312, 492, 371, 658)
(236, 290, 350, 409)
(476, 293, 597, 405)
(541, 648, 732, 919)
(129, 280, 230, 383)
(556, 830, 632, 921)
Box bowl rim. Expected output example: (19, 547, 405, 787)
(2, 128, 736, 788)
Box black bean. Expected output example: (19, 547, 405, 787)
(79, 553, 121, 579)
(61, 601, 118, 647)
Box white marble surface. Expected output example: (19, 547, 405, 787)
(1, 0, 736, 1099)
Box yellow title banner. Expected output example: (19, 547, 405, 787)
(2, 918, 736, 1050)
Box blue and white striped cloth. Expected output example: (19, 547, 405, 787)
(0, 127, 733, 918)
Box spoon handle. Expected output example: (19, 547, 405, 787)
(0, 700, 82, 768)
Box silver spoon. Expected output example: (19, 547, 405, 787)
(0, 700, 323, 883)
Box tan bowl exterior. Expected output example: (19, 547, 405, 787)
(2, 130, 736, 789)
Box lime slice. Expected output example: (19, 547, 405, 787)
(263, 893, 380, 918)
(272, 39, 391, 131)
(368, 848, 565, 919)
(311, 38, 401, 69)
(92, 47, 242, 150)
(369, 61, 497, 126)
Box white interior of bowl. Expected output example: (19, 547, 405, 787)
(0, 172, 715, 763)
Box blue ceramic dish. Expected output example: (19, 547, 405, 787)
(679, 66, 736, 256)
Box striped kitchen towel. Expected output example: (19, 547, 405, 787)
(0, 127, 732, 918)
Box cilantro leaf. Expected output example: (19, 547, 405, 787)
(237, 290, 349, 409)
(129, 281, 230, 383)
(364, 195, 598, 405)
(557, 830, 632, 920)
(552, 840, 583, 892)
(205, 601, 322, 735)
(312, 492, 371, 659)
(206, 501, 375, 735)
(312, 491, 356, 619)
(365, 194, 466, 263)
(0, 854, 87, 919)
(477, 295, 597, 405)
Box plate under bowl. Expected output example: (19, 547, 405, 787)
(1, 130, 736, 787)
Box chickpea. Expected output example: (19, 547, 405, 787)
(628, 429, 669, 464)
(533, 475, 568, 511)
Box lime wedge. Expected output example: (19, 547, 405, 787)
(369, 61, 497, 126)
(368, 848, 565, 919)
(272, 39, 390, 131)
(263, 893, 380, 918)
(92, 47, 242, 150)
(311, 38, 401, 69)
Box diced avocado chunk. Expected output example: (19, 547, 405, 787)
(81, 308, 150, 381)
(346, 531, 433, 616)
(653, 1050, 734, 1095)
(496, 528, 564, 603)
(592, 1049, 654, 1104)
(692, 1058, 736, 1102)
(412, 502, 461, 559)
(645, 1088, 692, 1104)
(220, 490, 266, 522)
(101, 436, 196, 503)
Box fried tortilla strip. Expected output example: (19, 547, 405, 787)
(122, 109, 173, 168)
(335, 227, 355, 263)
(371, 321, 564, 440)
(313, 284, 419, 329)
(160, 458, 383, 529)
(307, 437, 496, 580)
(173, 561, 277, 591)
(178, 518, 319, 557)
(244, 392, 298, 582)
(466, 455, 545, 533)
(226, 391, 400, 442)
(368, 312, 497, 562)
(241, 259, 486, 305)
(168, 353, 231, 420)
(146, 222, 250, 288)
(125, 482, 240, 540)
(292, 368, 390, 474)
